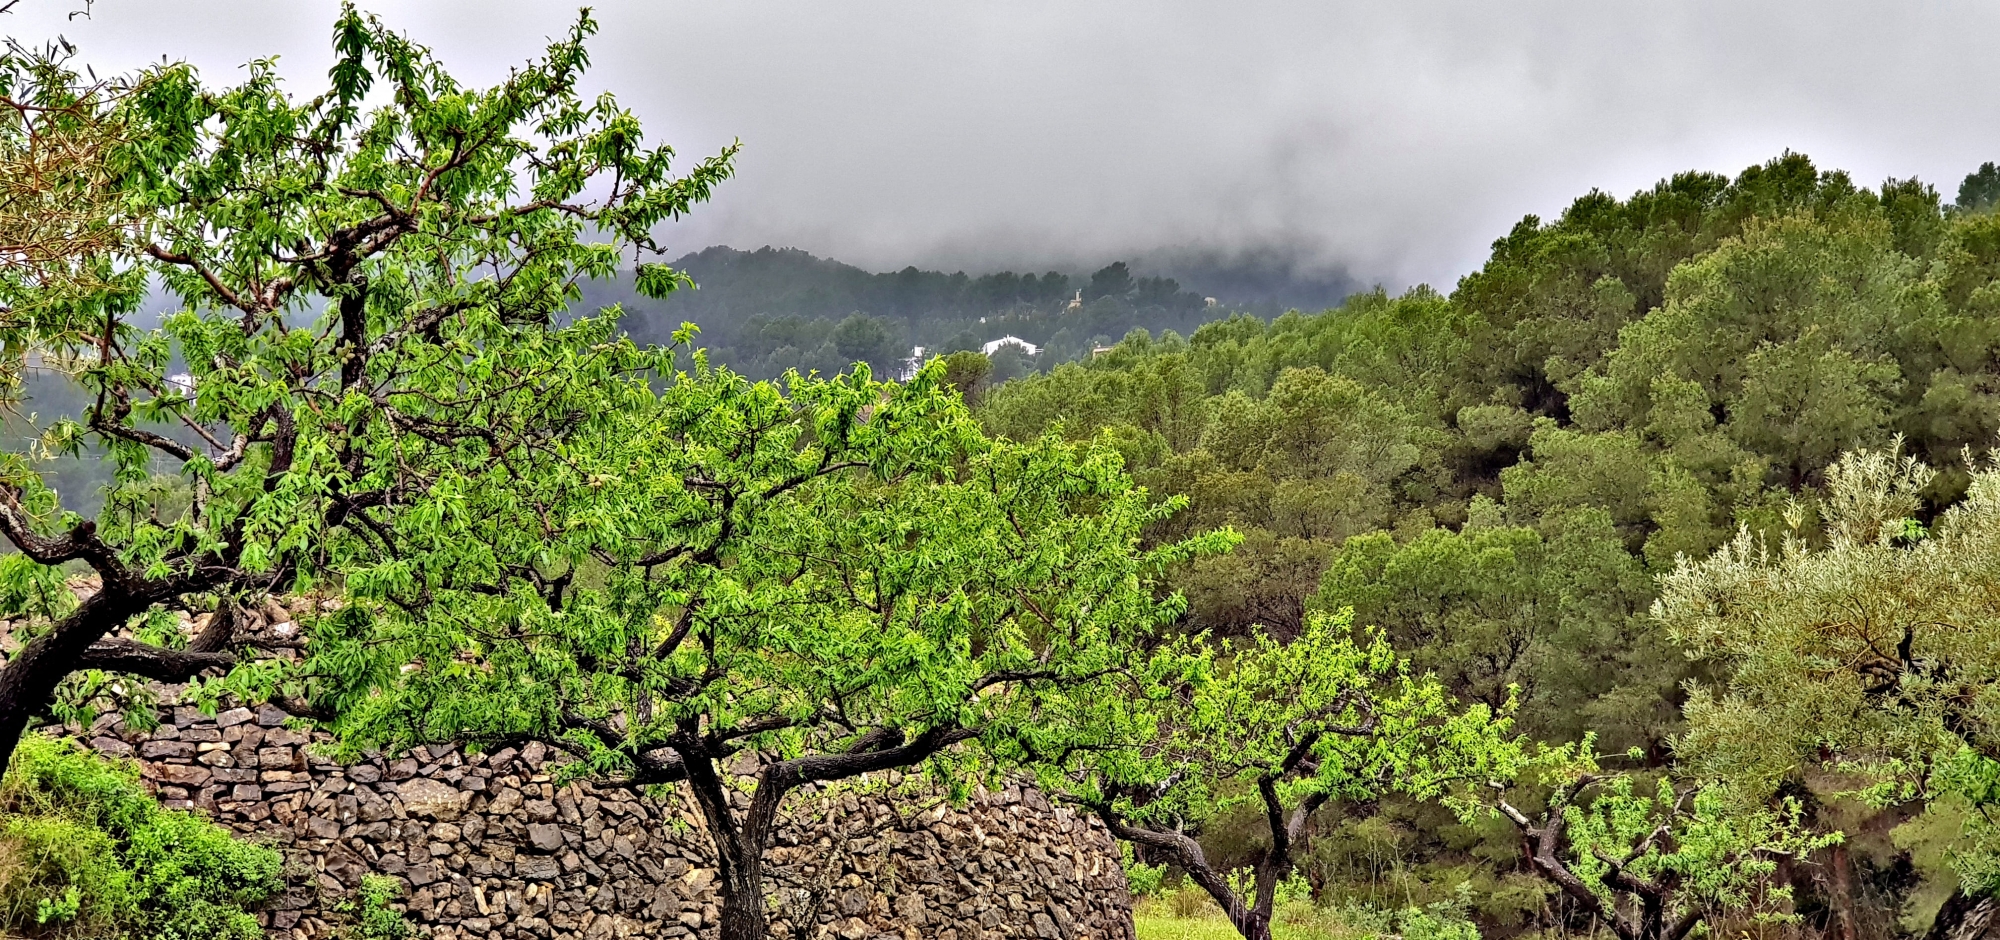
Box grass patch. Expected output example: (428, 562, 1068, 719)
(1131, 892, 1484, 940)
(1132, 897, 1355, 940)
(1134, 910, 1251, 940)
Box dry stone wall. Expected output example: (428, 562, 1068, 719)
(68, 701, 1134, 940)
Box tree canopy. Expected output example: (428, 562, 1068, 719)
(0, 4, 735, 775)
(976, 153, 2000, 933)
(1656, 445, 2000, 929)
(1056, 611, 1521, 940)
(311, 354, 1227, 939)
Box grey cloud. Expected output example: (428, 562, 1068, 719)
(14, 0, 2000, 288)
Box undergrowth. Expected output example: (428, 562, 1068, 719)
(0, 732, 283, 939)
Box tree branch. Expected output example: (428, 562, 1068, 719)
(144, 243, 258, 314)
(706, 714, 799, 753)
(74, 639, 235, 681)
(0, 486, 127, 581)
(1089, 800, 1252, 935)
(1493, 789, 1634, 940)
(90, 416, 197, 462)
(759, 724, 976, 794)
(76, 601, 242, 682)
(1667, 906, 1705, 940)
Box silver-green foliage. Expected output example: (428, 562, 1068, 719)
(1659, 442, 2000, 897)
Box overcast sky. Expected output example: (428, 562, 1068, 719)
(14, 1, 2000, 289)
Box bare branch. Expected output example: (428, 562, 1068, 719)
(144, 243, 258, 314)
(90, 416, 196, 462)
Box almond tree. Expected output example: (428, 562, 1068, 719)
(308, 363, 1228, 940)
(1052, 611, 1522, 940)
(1477, 748, 1834, 940)
(0, 6, 734, 771)
(0, 13, 1230, 940)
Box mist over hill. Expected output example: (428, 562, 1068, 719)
(1123, 247, 1367, 311)
(584, 245, 1362, 380)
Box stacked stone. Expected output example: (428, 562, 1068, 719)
(73, 702, 1134, 940)
(763, 781, 1132, 940)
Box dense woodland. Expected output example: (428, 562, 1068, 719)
(9, 8, 2000, 940)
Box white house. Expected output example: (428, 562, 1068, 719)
(981, 336, 1039, 357)
(896, 346, 927, 382)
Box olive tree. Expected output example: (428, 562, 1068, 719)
(1657, 444, 2000, 938)
(0, 7, 734, 770)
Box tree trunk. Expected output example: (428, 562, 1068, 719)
(1190, 864, 1260, 940)
(0, 591, 136, 773)
(1928, 891, 2000, 940)
(1238, 858, 1280, 940)
(1233, 906, 1271, 940)
(1637, 893, 1666, 940)
(678, 746, 769, 940)
(1828, 842, 1859, 940)
(717, 775, 794, 940)
(679, 743, 808, 940)
(716, 865, 768, 940)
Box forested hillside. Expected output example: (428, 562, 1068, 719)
(590, 246, 1283, 378)
(976, 152, 2000, 931)
(0, 252, 1263, 512)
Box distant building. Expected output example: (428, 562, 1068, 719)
(981, 336, 1039, 357)
(1090, 345, 1115, 358)
(1205, 297, 1219, 307)
(1067, 290, 1084, 311)
(896, 345, 927, 382)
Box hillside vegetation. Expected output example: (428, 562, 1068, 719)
(0, 734, 281, 940)
(980, 153, 2000, 935)
(10, 7, 2000, 940)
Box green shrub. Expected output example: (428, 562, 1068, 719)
(1122, 845, 1169, 898)
(1396, 905, 1481, 940)
(332, 875, 410, 940)
(1324, 894, 1483, 940)
(0, 732, 283, 939)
